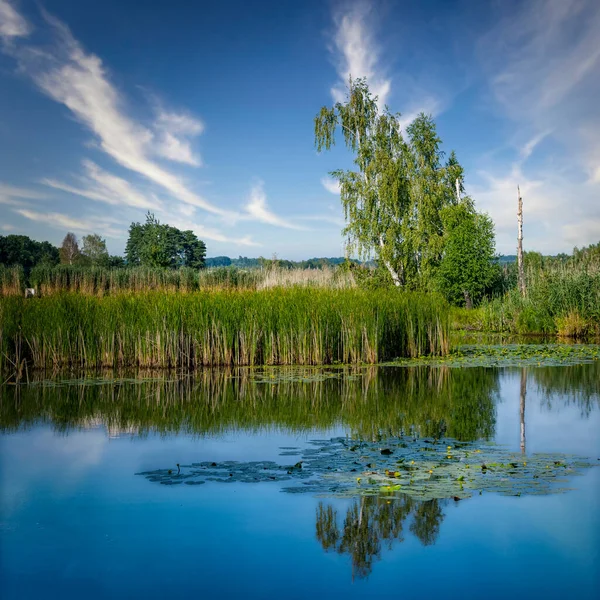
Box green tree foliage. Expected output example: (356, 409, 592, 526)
(0, 235, 59, 270)
(59, 232, 81, 265)
(436, 202, 499, 306)
(125, 213, 206, 268)
(205, 256, 232, 267)
(314, 78, 464, 287)
(81, 234, 109, 266)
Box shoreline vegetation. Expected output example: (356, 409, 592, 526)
(0, 288, 449, 373)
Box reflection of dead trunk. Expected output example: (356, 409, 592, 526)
(520, 369, 526, 454)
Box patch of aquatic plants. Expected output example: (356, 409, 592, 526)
(388, 343, 600, 368)
(137, 435, 598, 500)
(0, 289, 449, 372)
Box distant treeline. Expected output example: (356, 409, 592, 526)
(205, 256, 366, 269)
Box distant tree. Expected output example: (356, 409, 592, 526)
(231, 256, 261, 268)
(107, 255, 125, 268)
(177, 229, 207, 269)
(435, 202, 499, 307)
(59, 232, 81, 265)
(125, 212, 206, 268)
(205, 256, 232, 268)
(0, 235, 59, 270)
(81, 233, 109, 266)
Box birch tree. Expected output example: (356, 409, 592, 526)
(315, 78, 464, 287)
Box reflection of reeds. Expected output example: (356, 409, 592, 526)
(0, 289, 449, 372)
(0, 366, 498, 441)
(534, 362, 600, 416)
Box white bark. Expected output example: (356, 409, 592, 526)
(379, 235, 402, 286)
(517, 186, 526, 296)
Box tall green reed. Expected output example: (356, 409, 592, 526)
(0, 288, 449, 372)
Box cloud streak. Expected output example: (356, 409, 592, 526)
(0, 0, 30, 39)
(15, 208, 123, 238)
(478, 0, 600, 179)
(243, 182, 305, 230)
(472, 0, 600, 253)
(320, 176, 340, 195)
(329, 2, 390, 107)
(4, 6, 228, 216)
(42, 160, 159, 210)
(153, 109, 204, 166)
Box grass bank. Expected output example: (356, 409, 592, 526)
(451, 271, 600, 338)
(0, 288, 449, 372)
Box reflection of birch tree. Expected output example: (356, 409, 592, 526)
(316, 495, 444, 579)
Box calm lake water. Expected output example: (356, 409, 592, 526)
(1, 364, 599, 599)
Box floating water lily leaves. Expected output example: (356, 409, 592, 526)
(136, 436, 598, 501)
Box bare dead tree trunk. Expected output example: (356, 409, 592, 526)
(517, 186, 526, 296)
(520, 368, 526, 454)
(463, 290, 473, 309)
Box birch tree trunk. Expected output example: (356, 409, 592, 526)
(379, 236, 403, 286)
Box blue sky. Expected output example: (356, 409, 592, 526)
(0, 0, 599, 258)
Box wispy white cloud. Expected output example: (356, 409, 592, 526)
(42, 160, 159, 210)
(329, 2, 390, 108)
(0, 0, 30, 39)
(320, 176, 340, 195)
(153, 110, 204, 166)
(519, 130, 552, 161)
(243, 182, 305, 230)
(1, 4, 301, 250)
(471, 163, 600, 254)
(478, 0, 600, 181)
(162, 210, 261, 247)
(469, 0, 600, 253)
(1, 223, 15, 231)
(15, 208, 123, 237)
(0, 182, 48, 201)
(296, 214, 344, 228)
(3, 7, 229, 216)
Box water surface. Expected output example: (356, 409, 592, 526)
(1, 364, 599, 598)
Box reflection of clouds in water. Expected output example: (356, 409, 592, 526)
(0, 427, 108, 515)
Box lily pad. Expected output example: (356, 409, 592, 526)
(136, 435, 598, 501)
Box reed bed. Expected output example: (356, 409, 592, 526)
(258, 265, 355, 290)
(0, 265, 356, 296)
(479, 271, 600, 337)
(25, 265, 265, 295)
(0, 265, 24, 297)
(0, 288, 449, 372)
